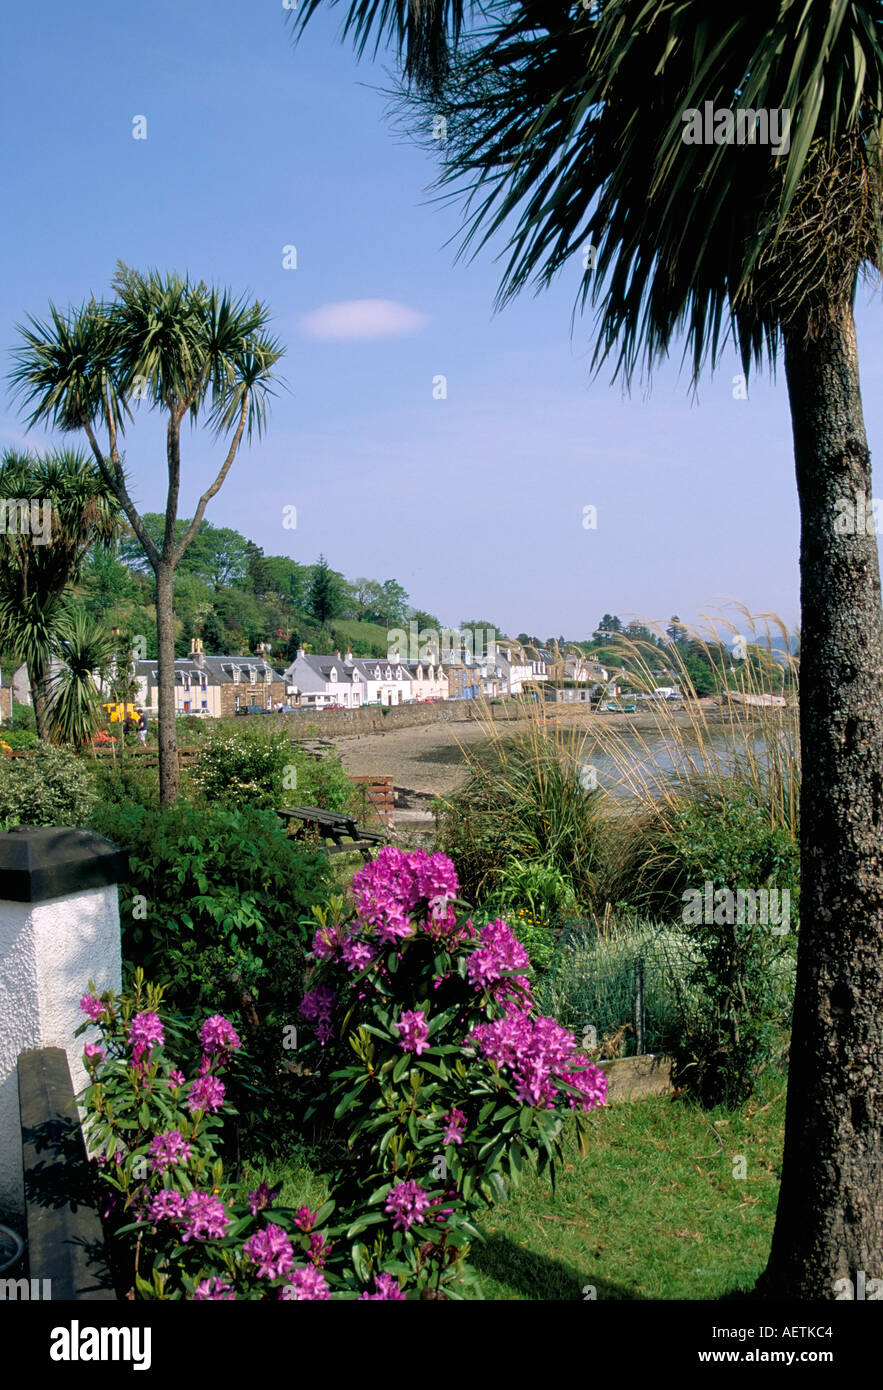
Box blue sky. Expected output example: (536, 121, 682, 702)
(2, 0, 881, 641)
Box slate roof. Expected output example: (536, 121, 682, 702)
(135, 656, 284, 684)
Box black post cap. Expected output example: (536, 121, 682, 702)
(0, 827, 129, 903)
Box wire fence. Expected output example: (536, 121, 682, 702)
(537, 916, 702, 1058)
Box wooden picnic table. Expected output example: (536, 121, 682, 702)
(274, 806, 389, 862)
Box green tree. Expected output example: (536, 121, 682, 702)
(309, 554, 340, 625)
(0, 448, 119, 739)
(11, 263, 284, 804)
(294, 0, 883, 1296)
(200, 610, 225, 653)
(263, 554, 309, 609)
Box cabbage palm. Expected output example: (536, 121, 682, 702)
(294, 0, 883, 1297)
(44, 606, 117, 748)
(9, 263, 284, 803)
(0, 448, 119, 738)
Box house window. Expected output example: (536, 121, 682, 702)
(232, 666, 241, 684)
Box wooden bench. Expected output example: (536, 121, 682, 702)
(275, 807, 389, 862)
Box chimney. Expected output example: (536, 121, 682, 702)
(296, 648, 305, 661)
(190, 636, 205, 668)
(344, 648, 353, 666)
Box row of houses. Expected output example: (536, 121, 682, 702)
(128, 640, 613, 716)
(0, 640, 614, 723)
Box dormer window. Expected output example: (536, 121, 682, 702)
(248, 666, 256, 686)
(232, 665, 241, 684)
(330, 667, 337, 682)
(374, 666, 381, 679)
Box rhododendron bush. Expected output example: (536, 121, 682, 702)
(76, 973, 396, 1299)
(298, 847, 607, 1293)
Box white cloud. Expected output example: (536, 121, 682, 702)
(299, 299, 428, 342)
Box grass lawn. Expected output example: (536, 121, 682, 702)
(471, 1068, 786, 1300)
(238, 1068, 785, 1301)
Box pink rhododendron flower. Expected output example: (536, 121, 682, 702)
(385, 1179, 431, 1231)
(468, 1011, 607, 1113)
(199, 1014, 241, 1055)
(244, 1223, 295, 1280)
(148, 1189, 187, 1222)
(395, 1009, 430, 1056)
(293, 1205, 316, 1232)
(300, 986, 337, 1023)
(83, 1043, 105, 1067)
(312, 924, 344, 959)
(181, 1190, 229, 1242)
(441, 1107, 466, 1146)
(341, 937, 376, 973)
(280, 1266, 331, 1300)
(187, 1074, 226, 1114)
(148, 1129, 192, 1173)
(247, 1181, 279, 1216)
(80, 994, 105, 1023)
(167, 1069, 185, 1089)
(193, 1278, 235, 1300)
(358, 1272, 406, 1300)
(127, 1011, 164, 1063)
(308, 1232, 331, 1266)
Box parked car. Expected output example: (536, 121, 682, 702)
(235, 704, 270, 716)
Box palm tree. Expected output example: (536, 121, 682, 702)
(0, 448, 119, 738)
(9, 263, 284, 804)
(44, 607, 117, 748)
(292, 1, 883, 1297)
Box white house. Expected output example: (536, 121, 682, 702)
(351, 655, 412, 706)
(400, 658, 448, 701)
(283, 650, 366, 709)
(496, 645, 533, 696)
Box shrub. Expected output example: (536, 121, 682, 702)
(0, 744, 98, 829)
(0, 728, 39, 749)
(87, 800, 332, 1150)
(607, 783, 797, 1104)
(10, 700, 36, 732)
(78, 975, 343, 1300)
(190, 724, 353, 812)
(435, 719, 605, 908)
(296, 847, 607, 1294)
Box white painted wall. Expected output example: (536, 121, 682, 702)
(0, 884, 122, 1217)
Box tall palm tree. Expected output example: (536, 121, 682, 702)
(293, 0, 883, 1297)
(0, 448, 119, 738)
(9, 263, 284, 804)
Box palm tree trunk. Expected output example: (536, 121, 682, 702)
(760, 298, 883, 1298)
(155, 560, 179, 805)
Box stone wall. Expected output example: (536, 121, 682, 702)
(266, 699, 523, 739)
